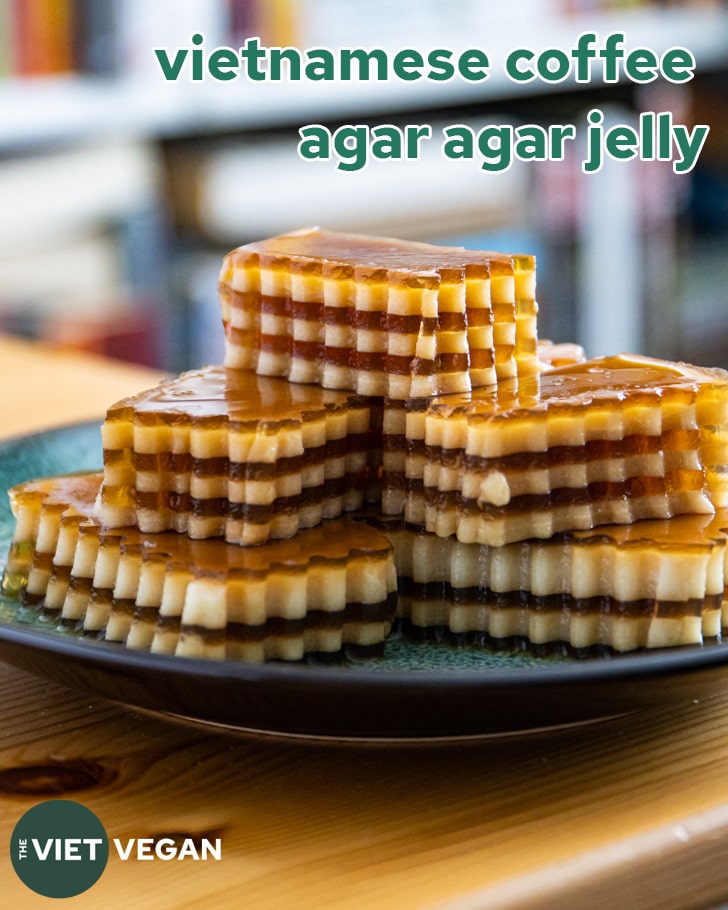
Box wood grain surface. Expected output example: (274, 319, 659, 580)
(1, 335, 728, 909)
(0, 335, 166, 437)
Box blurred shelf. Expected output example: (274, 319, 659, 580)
(167, 121, 529, 244)
(1, 3, 726, 370)
(1, 7, 727, 150)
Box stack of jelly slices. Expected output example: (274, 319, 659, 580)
(3, 226, 728, 658)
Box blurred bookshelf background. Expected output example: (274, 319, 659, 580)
(0, 0, 727, 373)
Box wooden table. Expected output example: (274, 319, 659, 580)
(2, 335, 728, 910)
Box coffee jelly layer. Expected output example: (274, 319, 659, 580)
(96, 365, 381, 545)
(218, 226, 538, 399)
(362, 510, 728, 652)
(409, 353, 728, 545)
(4, 473, 398, 663)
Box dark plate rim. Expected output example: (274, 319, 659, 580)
(2, 587, 728, 695)
(0, 419, 727, 695)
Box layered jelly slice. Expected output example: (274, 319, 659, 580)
(218, 226, 538, 399)
(4, 473, 398, 663)
(410, 353, 728, 544)
(380, 338, 588, 516)
(364, 509, 728, 652)
(96, 366, 381, 545)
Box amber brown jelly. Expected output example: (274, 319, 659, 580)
(218, 226, 538, 396)
(226, 226, 526, 272)
(420, 356, 728, 510)
(103, 364, 374, 424)
(99, 366, 382, 530)
(362, 507, 728, 651)
(8, 473, 397, 641)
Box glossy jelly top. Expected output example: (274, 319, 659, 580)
(106, 367, 368, 423)
(429, 354, 728, 419)
(128, 517, 393, 575)
(567, 508, 728, 549)
(230, 226, 534, 275)
(14, 472, 393, 574)
(544, 354, 727, 391)
(9, 471, 104, 516)
(536, 339, 587, 369)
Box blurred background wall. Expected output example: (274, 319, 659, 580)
(0, 0, 726, 372)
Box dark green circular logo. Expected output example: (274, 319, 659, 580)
(10, 799, 109, 898)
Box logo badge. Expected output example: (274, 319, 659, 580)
(11, 799, 109, 898)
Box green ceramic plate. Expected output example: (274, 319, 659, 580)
(0, 421, 727, 741)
